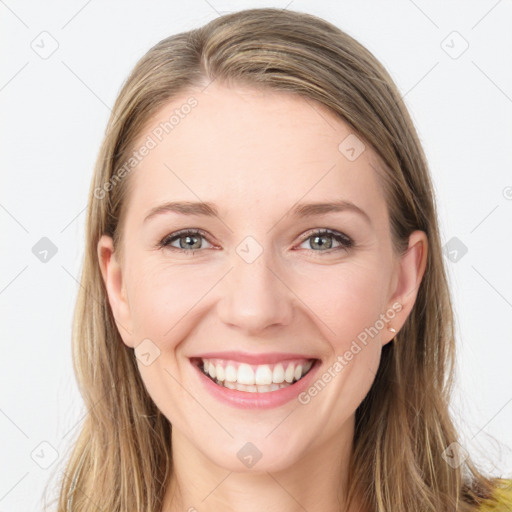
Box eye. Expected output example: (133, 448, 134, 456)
(158, 229, 214, 254)
(297, 229, 354, 254)
(157, 228, 354, 255)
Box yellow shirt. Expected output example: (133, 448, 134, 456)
(479, 479, 512, 511)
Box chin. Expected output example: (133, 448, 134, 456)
(198, 433, 308, 474)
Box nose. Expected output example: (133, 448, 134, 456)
(216, 244, 294, 335)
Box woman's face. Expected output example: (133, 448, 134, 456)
(98, 83, 426, 473)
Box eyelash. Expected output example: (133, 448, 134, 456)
(157, 228, 355, 256)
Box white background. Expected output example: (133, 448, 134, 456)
(1, 1, 511, 510)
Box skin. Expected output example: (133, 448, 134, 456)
(98, 82, 427, 512)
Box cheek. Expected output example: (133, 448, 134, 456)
(125, 262, 212, 425)
(293, 263, 389, 416)
(297, 261, 390, 349)
(126, 259, 217, 346)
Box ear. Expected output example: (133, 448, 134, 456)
(383, 230, 428, 345)
(97, 235, 135, 348)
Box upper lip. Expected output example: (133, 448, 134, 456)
(190, 351, 317, 365)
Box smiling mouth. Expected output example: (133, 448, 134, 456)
(191, 357, 318, 393)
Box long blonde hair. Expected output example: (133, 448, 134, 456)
(45, 8, 511, 511)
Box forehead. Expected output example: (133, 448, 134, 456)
(125, 83, 387, 225)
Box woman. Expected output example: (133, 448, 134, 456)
(48, 8, 512, 511)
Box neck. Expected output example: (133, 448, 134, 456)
(161, 416, 364, 512)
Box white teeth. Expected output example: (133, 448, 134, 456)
(225, 364, 237, 382)
(237, 363, 255, 385)
(284, 363, 295, 383)
(200, 358, 315, 388)
(214, 380, 293, 393)
(215, 364, 225, 381)
(255, 365, 273, 386)
(272, 363, 285, 383)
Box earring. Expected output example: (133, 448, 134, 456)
(388, 327, 397, 333)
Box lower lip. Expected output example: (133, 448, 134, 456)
(190, 359, 320, 409)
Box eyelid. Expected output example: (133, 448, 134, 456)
(297, 228, 352, 243)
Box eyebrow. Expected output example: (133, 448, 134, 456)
(143, 199, 371, 225)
